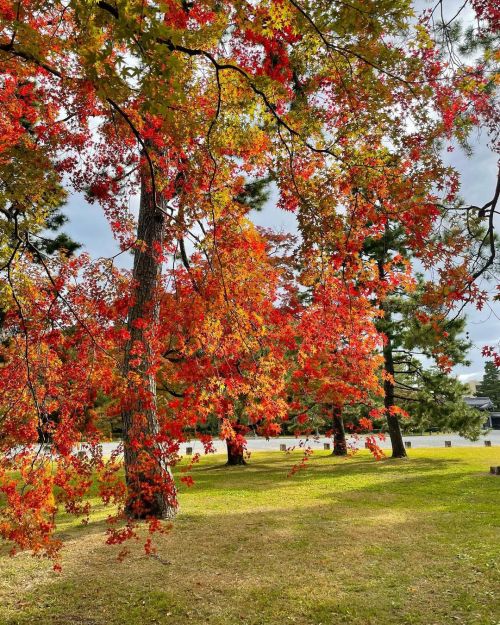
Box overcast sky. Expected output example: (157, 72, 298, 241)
(62, 0, 499, 384)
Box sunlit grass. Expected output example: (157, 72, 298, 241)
(1, 448, 499, 625)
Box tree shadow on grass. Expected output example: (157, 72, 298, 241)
(13, 455, 492, 554)
(2, 452, 497, 614)
(181, 453, 466, 496)
(2, 472, 499, 625)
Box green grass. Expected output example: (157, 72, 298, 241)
(1, 448, 499, 625)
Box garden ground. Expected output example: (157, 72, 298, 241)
(1, 448, 499, 625)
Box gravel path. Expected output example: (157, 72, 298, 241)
(96, 430, 500, 456)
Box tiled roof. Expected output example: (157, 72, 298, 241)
(464, 397, 494, 409)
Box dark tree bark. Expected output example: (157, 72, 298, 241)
(383, 332, 407, 459)
(37, 411, 58, 445)
(332, 407, 347, 456)
(226, 440, 247, 465)
(376, 248, 407, 460)
(122, 170, 177, 519)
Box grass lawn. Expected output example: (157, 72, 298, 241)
(1, 448, 499, 625)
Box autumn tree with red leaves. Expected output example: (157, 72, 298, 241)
(0, 0, 498, 562)
(156, 218, 292, 466)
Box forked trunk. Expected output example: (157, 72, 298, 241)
(122, 169, 177, 519)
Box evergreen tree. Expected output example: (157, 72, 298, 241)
(36, 208, 81, 257)
(475, 361, 500, 410)
(363, 221, 482, 455)
(397, 367, 486, 439)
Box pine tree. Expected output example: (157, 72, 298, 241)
(396, 367, 486, 440)
(476, 362, 500, 410)
(363, 221, 481, 454)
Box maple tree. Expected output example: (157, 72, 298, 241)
(0, 0, 498, 562)
(426, 0, 500, 370)
(0, 253, 126, 558)
(285, 253, 387, 457)
(157, 218, 291, 464)
(293, 0, 500, 455)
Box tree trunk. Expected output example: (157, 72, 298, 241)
(377, 249, 407, 460)
(122, 169, 177, 519)
(224, 420, 248, 466)
(383, 334, 407, 459)
(332, 407, 347, 456)
(226, 440, 247, 466)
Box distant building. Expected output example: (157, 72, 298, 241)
(464, 396, 494, 410)
(464, 396, 497, 429)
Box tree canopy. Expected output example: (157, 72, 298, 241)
(0, 0, 498, 564)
